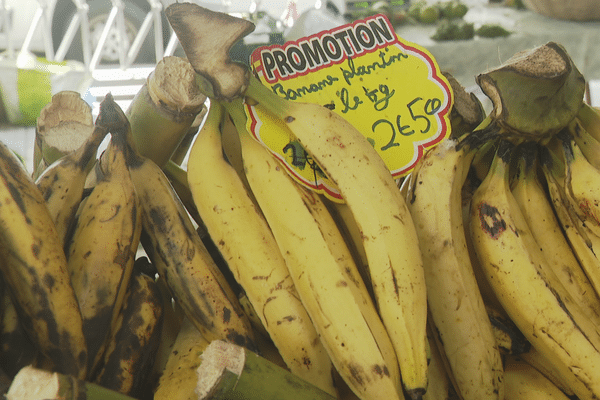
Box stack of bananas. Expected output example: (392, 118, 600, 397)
(1, 4, 600, 400)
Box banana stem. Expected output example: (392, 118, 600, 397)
(196, 340, 337, 400)
(6, 366, 137, 400)
(34, 90, 95, 178)
(126, 56, 206, 168)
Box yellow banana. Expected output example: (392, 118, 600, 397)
(35, 123, 109, 246)
(65, 101, 143, 374)
(422, 319, 451, 400)
(577, 102, 600, 143)
(519, 346, 578, 399)
(504, 355, 572, 400)
(98, 95, 257, 353)
(245, 75, 428, 399)
(511, 141, 600, 327)
(186, 101, 336, 395)
(93, 266, 164, 399)
(559, 131, 600, 236)
(469, 139, 600, 400)
(225, 98, 404, 400)
(0, 138, 87, 379)
(154, 316, 211, 400)
(406, 130, 504, 400)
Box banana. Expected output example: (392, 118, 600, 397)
(0, 283, 38, 378)
(35, 123, 109, 247)
(245, 74, 428, 399)
(0, 137, 88, 379)
(186, 101, 336, 395)
(98, 96, 258, 353)
(518, 346, 578, 398)
(511, 142, 600, 327)
(93, 266, 164, 399)
(540, 146, 600, 304)
(577, 103, 600, 143)
(469, 138, 600, 400)
(406, 129, 504, 400)
(559, 131, 600, 236)
(154, 316, 211, 400)
(485, 305, 531, 356)
(422, 319, 451, 400)
(65, 100, 143, 375)
(504, 355, 572, 400)
(570, 118, 600, 169)
(224, 98, 404, 400)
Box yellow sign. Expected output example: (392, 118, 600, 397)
(247, 14, 453, 201)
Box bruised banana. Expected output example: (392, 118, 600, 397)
(225, 99, 403, 400)
(94, 97, 258, 352)
(0, 139, 87, 379)
(66, 103, 142, 374)
(94, 266, 164, 399)
(35, 123, 109, 246)
(406, 129, 504, 400)
(186, 101, 336, 395)
(469, 139, 600, 400)
(511, 142, 600, 327)
(245, 76, 428, 399)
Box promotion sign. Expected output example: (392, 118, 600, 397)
(247, 14, 453, 201)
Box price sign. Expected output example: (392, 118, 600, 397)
(247, 13, 453, 201)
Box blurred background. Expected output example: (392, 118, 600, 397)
(0, 0, 599, 171)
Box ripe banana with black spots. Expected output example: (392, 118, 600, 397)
(0, 137, 88, 379)
(93, 266, 164, 399)
(224, 98, 404, 400)
(511, 142, 600, 327)
(65, 101, 142, 374)
(470, 139, 600, 400)
(406, 128, 504, 400)
(35, 123, 109, 247)
(245, 75, 428, 399)
(95, 95, 258, 353)
(186, 101, 336, 395)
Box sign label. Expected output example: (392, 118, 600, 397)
(248, 14, 453, 201)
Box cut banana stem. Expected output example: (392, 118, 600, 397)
(34, 90, 95, 178)
(187, 101, 336, 395)
(476, 42, 585, 142)
(6, 365, 138, 400)
(195, 340, 337, 400)
(126, 56, 206, 168)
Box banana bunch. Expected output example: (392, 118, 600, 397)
(402, 41, 600, 400)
